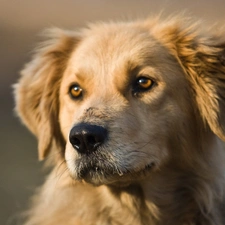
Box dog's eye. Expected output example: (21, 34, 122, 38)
(137, 77, 153, 89)
(69, 84, 83, 99)
(132, 77, 154, 96)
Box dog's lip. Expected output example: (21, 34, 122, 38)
(77, 161, 155, 181)
(126, 162, 155, 175)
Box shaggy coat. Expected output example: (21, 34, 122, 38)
(15, 15, 225, 225)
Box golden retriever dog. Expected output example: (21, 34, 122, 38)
(14, 15, 225, 225)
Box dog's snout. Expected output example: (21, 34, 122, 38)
(69, 123, 108, 154)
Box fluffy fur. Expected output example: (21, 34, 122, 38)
(15, 15, 225, 225)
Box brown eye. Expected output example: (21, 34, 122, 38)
(132, 76, 155, 97)
(137, 77, 153, 89)
(69, 84, 83, 99)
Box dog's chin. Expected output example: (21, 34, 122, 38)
(68, 155, 155, 186)
(80, 164, 155, 187)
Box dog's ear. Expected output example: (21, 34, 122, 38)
(157, 19, 225, 141)
(14, 28, 80, 160)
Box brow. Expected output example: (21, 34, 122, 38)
(115, 61, 142, 94)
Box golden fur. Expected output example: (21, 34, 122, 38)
(15, 15, 225, 225)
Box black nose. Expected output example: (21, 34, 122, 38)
(69, 123, 108, 154)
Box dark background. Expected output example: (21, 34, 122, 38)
(1, 1, 225, 224)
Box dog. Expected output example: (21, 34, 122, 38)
(14, 15, 225, 225)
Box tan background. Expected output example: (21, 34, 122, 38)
(1, 1, 225, 224)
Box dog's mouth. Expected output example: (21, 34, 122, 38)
(74, 154, 155, 185)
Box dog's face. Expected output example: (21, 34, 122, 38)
(15, 18, 225, 186)
(59, 25, 194, 185)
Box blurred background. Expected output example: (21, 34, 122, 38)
(1, 0, 225, 224)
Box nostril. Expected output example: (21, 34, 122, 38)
(87, 135, 97, 146)
(70, 136, 81, 150)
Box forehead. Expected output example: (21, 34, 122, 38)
(73, 24, 156, 62)
(69, 23, 169, 75)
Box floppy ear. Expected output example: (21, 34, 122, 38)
(157, 19, 225, 141)
(14, 28, 80, 160)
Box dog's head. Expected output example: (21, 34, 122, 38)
(15, 17, 225, 186)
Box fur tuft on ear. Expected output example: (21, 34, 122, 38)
(154, 17, 225, 141)
(14, 28, 80, 160)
